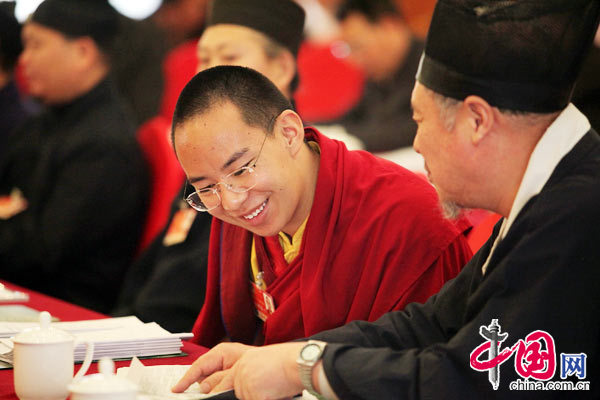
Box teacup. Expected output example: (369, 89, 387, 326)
(13, 311, 95, 400)
(69, 357, 138, 400)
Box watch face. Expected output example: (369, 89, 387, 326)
(301, 344, 322, 361)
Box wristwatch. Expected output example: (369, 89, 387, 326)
(297, 340, 327, 396)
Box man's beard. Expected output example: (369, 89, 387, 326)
(430, 180, 464, 219)
(440, 199, 462, 220)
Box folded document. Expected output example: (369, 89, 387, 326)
(0, 316, 193, 362)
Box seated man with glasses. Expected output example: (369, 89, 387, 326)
(172, 65, 473, 347)
(113, 0, 306, 333)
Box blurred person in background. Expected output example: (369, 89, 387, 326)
(151, 0, 208, 49)
(110, 13, 170, 126)
(0, 0, 149, 313)
(111, 0, 209, 126)
(320, 0, 423, 152)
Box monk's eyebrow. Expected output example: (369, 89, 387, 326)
(222, 148, 249, 170)
(187, 147, 250, 185)
(188, 175, 206, 185)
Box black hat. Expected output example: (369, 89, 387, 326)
(417, 0, 600, 113)
(30, 0, 118, 53)
(207, 0, 305, 56)
(0, 2, 22, 72)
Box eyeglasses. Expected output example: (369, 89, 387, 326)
(184, 128, 269, 212)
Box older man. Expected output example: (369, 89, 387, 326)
(172, 0, 600, 399)
(0, 0, 149, 313)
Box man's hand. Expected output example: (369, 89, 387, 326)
(228, 342, 306, 400)
(172, 342, 252, 393)
(173, 342, 307, 400)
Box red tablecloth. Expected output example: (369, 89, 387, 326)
(0, 281, 208, 399)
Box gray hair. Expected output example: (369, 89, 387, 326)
(428, 88, 559, 131)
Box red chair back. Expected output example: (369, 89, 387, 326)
(295, 41, 365, 122)
(136, 116, 186, 254)
(159, 39, 199, 120)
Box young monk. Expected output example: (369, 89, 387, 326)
(114, 0, 306, 332)
(172, 65, 473, 347)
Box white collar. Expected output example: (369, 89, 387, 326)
(500, 103, 590, 239)
(481, 104, 590, 275)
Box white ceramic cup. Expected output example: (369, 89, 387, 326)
(13, 311, 95, 400)
(69, 357, 138, 400)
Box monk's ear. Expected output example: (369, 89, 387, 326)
(275, 109, 304, 156)
(462, 95, 495, 145)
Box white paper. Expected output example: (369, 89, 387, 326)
(0, 316, 193, 362)
(117, 357, 227, 399)
(0, 284, 29, 303)
(0, 316, 144, 337)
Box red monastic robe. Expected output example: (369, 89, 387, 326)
(192, 128, 472, 346)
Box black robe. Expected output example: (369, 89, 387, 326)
(0, 79, 149, 313)
(112, 186, 211, 333)
(312, 130, 600, 399)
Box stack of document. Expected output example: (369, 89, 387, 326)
(0, 316, 193, 362)
(0, 283, 29, 302)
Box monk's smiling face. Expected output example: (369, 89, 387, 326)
(175, 101, 314, 237)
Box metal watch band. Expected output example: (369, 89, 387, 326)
(297, 340, 327, 396)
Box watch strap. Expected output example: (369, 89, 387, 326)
(297, 340, 327, 397)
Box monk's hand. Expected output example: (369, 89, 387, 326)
(229, 342, 306, 400)
(171, 342, 252, 393)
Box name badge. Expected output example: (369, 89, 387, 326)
(250, 281, 276, 321)
(0, 188, 28, 220)
(163, 205, 196, 246)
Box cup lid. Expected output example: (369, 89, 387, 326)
(13, 311, 74, 344)
(68, 358, 138, 394)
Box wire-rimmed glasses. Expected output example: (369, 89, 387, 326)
(184, 128, 269, 212)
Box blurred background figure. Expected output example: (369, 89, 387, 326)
(110, 0, 207, 127)
(296, 0, 341, 43)
(0, 1, 34, 163)
(318, 0, 423, 153)
(0, 0, 149, 313)
(110, 14, 169, 126)
(151, 0, 207, 49)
